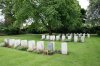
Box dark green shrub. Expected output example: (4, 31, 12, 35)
(97, 30, 100, 35)
(4, 26, 20, 35)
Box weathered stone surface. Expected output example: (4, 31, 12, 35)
(61, 42, 68, 54)
(14, 39, 21, 48)
(37, 41, 44, 51)
(21, 40, 28, 47)
(74, 36, 78, 42)
(48, 42, 55, 51)
(28, 40, 35, 51)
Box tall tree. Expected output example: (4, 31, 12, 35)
(55, 0, 82, 33)
(87, 0, 100, 25)
(81, 8, 86, 23)
(13, 0, 82, 34)
(0, 0, 15, 27)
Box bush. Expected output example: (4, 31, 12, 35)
(97, 30, 100, 35)
(4, 26, 20, 35)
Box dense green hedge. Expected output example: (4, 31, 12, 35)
(3, 26, 20, 35)
(0, 24, 99, 35)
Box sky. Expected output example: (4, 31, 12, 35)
(0, 9, 5, 22)
(78, 0, 90, 10)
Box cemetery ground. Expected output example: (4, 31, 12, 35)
(0, 34, 100, 66)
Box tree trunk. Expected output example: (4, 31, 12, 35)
(41, 19, 53, 35)
(48, 29, 52, 35)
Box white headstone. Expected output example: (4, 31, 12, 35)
(61, 42, 68, 54)
(4, 38, 9, 45)
(21, 40, 28, 48)
(28, 40, 35, 51)
(50, 35, 53, 40)
(78, 33, 81, 37)
(42, 34, 45, 40)
(48, 42, 55, 51)
(9, 39, 15, 47)
(87, 33, 90, 38)
(14, 39, 21, 48)
(52, 35, 55, 41)
(68, 35, 72, 40)
(74, 33, 76, 36)
(83, 33, 85, 38)
(66, 34, 68, 37)
(56, 35, 60, 40)
(62, 35, 66, 41)
(74, 36, 78, 42)
(81, 36, 85, 42)
(37, 41, 44, 51)
(46, 35, 50, 40)
(70, 33, 73, 37)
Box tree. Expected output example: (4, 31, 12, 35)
(0, 0, 15, 27)
(81, 8, 86, 23)
(87, 0, 100, 26)
(55, 0, 82, 33)
(13, 0, 82, 34)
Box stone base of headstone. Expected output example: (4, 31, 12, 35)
(27, 47, 36, 52)
(27, 49, 33, 52)
(36, 50, 44, 54)
(55, 50, 61, 54)
(43, 49, 54, 55)
(43, 49, 49, 55)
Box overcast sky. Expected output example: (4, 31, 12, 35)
(78, 0, 89, 9)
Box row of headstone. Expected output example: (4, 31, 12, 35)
(73, 35, 86, 42)
(41, 33, 90, 42)
(4, 39, 68, 55)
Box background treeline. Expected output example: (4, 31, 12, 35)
(0, 0, 100, 35)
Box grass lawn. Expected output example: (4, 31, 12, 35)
(0, 34, 100, 66)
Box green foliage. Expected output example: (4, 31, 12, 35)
(81, 8, 86, 23)
(0, 0, 82, 34)
(12, 0, 82, 34)
(97, 30, 100, 35)
(3, 26, 20, 35)
(96, 26, 100, 35)
(87, 0, 100, 25)
(0, 0, 16, 26)
(27, 22, 47, 34)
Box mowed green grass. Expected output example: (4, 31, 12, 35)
(0, 34, 100, 66)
